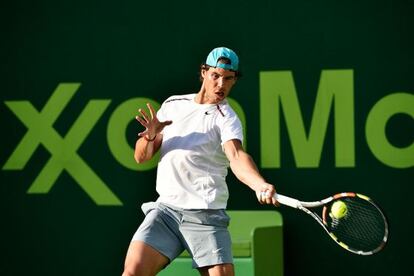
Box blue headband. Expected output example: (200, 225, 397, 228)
(205, 47, 239, 71)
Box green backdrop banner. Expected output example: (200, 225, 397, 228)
(1, 0, 413, 275)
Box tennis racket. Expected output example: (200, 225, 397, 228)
(273, 192, 389, 255)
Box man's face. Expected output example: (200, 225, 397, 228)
(201, 67, 237, 104)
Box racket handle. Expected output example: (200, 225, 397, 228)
(274, 194, 300, 209)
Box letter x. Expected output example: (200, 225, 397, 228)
(3, 83, 122, 205)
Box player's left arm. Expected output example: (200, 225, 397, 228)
(223, 139, 278, 205)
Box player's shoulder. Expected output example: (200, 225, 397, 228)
(217, 99, 238, 117)
(163, 93, 194, 104)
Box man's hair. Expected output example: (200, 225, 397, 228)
(199, 57, 242, 82)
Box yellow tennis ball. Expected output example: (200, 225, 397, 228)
(330, 201, 348, 219)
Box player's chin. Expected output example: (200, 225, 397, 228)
(212, 97, 225, 104)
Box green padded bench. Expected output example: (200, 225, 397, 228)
(158, 210, 284, 276)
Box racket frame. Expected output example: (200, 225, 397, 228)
(274, 192, 389, 255)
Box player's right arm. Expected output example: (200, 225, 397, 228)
(134, 103, 172, 163)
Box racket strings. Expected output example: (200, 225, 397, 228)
(327, 197, 387, 252)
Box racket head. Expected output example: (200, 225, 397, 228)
(321, 192, 389, 255)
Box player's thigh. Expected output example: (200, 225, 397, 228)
(123, 240, 169, 276)
(198, 263, 234, 276)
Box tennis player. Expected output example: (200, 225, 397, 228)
(122, 47, 278, 276)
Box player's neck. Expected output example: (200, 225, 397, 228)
(195, 89, 209, 104)
(195, 87, 222, 105)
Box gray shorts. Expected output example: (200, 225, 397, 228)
(132, 202, 233, 269)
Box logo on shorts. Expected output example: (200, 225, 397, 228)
(212, 248, 223, 254)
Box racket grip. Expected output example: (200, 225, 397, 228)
(274, 194, 300, 209)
